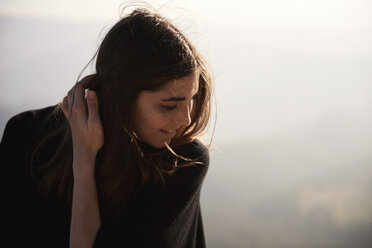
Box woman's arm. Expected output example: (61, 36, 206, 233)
(61, 74, 104, 248)
(70, 155, 101, 248)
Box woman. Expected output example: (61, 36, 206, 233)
(1, 8, 213, 248)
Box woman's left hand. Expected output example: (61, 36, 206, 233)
(62, 75, 103, 248)
(61, 75, 104, 161)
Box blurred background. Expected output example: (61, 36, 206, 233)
(1, 0, 371, 247)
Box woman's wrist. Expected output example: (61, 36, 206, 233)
(72, 152, 97, 178)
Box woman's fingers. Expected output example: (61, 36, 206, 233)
(62, 74, 97, 121)
(63, 84, 86, 124)
(86, 90, 100, 124)
(85, 89, 104, 151)
(60, 74, 103, 154)
(72, 84, 87, 116)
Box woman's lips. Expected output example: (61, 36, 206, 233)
(160, 129, 176, 138)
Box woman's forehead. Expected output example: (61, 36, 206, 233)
(159, 72, 199, 96)
(137, 72, 199, 102)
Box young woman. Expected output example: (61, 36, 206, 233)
(1, 8, 213, 248)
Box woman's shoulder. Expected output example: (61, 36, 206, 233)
(171, 138, 210, 180)
(3, 105, 60, 135)
(1, 104, 61, 148)
(6, 104, 59, 126)
(174, 138, 209, 164)
(0, 105, 62, 180)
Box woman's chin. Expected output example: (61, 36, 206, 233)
(138, 139, 169, 150)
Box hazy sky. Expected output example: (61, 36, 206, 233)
(0, 0, 372, 140)
(1, 0, 371, 143)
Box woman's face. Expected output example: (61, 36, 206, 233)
(131, 71, 199, 148)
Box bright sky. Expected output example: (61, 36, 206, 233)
(1, 0, 371, 28)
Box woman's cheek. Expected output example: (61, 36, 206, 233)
(157, 110, 174, 127)
(146, 109, 169, 129)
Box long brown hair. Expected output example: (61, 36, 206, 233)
(30, 8, 212, 220)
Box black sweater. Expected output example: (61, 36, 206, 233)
(0, 105, 209, 248)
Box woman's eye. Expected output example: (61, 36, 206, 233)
(161, 105, 177, 111)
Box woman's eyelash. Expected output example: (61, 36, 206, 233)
(161, 96, 197, 111)
(161, 105, 177, 111)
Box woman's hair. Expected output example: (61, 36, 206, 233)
(30, 8, 212, 220)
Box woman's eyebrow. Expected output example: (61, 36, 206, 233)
(161, 93, 198, 102)
(161, 96, 186, 102)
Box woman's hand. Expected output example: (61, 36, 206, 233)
(62, 75, 103, 248)
(61, 74, 104, 169)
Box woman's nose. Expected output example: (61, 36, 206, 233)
(176, 104, 191, 128)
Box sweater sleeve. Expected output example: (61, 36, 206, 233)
(1, 115, 18, 246)
(0, 112, 38, 247)
(93, 139, 210, 248)
(0, 105, 70, 248)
